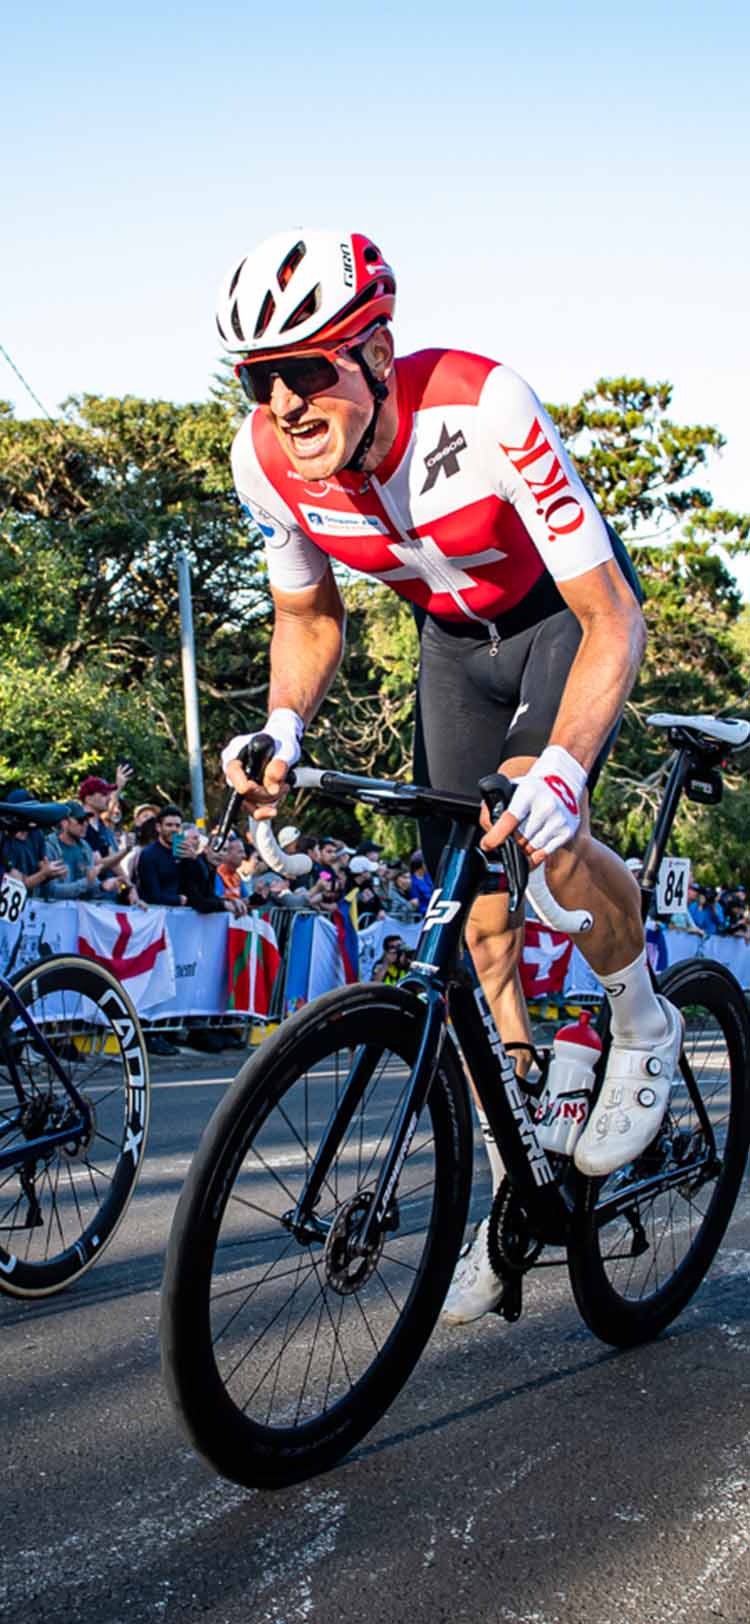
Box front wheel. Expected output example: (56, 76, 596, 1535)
(161, 982, 472, 1489)
(567, 960, 750, 1346)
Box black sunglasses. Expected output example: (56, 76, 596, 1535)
(235, 351, 342, 406)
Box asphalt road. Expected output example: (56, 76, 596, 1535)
(3, 1044, 750, 1624)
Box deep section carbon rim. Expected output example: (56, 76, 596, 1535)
(0, 955, 150, 1296)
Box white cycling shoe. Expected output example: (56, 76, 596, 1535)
(574, 995, 683, 1178)
(440, 1217, 504, 1325)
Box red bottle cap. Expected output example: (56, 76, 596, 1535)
(555, 1010, 602, 1051)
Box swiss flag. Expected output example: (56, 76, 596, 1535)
(227, 912, 281, 1015)
(519, 919, 573, 999)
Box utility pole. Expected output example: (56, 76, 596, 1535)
(176, 550, 207, 828)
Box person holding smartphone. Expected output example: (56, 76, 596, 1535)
(136, 806, 189, 907)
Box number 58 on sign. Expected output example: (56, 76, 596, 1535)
(656, 857, 691, 914)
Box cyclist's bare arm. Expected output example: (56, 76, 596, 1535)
(225, 564, 345, 808)
(546, 558, 646, 773)
(486, 558, 646, 852)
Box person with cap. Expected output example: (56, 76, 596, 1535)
(44, 804, 120, 901)
(408, 851, 433, 918)
(0, 786, 68, 894)
(79, 764, 133, 878)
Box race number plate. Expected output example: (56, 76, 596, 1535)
(0, 873, 27, 926)
(0, 876, 27, 928)
(656, 856, 691, 915)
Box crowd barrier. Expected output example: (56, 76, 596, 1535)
(0, 901, 747, 1031)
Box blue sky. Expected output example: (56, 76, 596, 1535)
(3, 0, 749, 582)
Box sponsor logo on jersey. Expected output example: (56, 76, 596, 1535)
(299, 505, 390, 538)
(498, 416, 585, 543)
(544, 774, 578, 815)
(286, 472, 342, 495)
(240, 500, 291, 549)
(420, 422, 468, 493)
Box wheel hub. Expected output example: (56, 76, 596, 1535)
(324, 1192, 386, 1296)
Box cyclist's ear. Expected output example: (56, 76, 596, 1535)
(361, 326, 394, 382)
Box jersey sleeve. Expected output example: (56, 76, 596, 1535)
(230, 419, 330, 593)
(477, 365, 614, 582)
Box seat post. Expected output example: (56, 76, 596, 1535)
(639, 747, 692, 922)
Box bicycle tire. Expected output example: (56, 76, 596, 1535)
(161, 981, 472, 1489)
(567, 959, 750, 1346)
(0, 953, 150, 1297)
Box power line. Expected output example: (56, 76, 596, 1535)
(0, 341, 55, 421)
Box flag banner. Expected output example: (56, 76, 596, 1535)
(227, 911, 281, 1015)
(519, 920, 574, 1000)
(78, 904, 175, 1010)
(283, 913, 316, 1013)
(332, 898, 359, 983)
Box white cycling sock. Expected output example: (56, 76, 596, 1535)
(476, 1107, 505, 1193)
(599, 949, 668, 1044)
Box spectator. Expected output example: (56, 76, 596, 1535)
(386, 867, 421, 922)
(277, 825, 301, 855)
(297, 834, 322, 881)
(0, 787, 67, 895)
(215, 837, 253, 904)
(721, 892, 750, 942)
(688, 884, 725, 936)
(373, 935, 413, 984)
(136, 806, 188, 907)
(78, 768, 131, 880)
(408, 850, 433, 917)
(347, 857, 385, 926)
(45, 803, 120, 901)
(355, 838, 384, 863)
(319, 836, 343, 871)
(178, 827, 247, 916)
(120, 803, 159, 889)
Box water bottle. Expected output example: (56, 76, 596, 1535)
(535, 1011, 602, 1155)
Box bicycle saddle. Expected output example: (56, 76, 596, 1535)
(0, 799, 72, 828)
(647, 713, 750, 752)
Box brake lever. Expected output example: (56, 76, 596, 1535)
(211, 733, 276, 853)
(477, 772, 529, 913)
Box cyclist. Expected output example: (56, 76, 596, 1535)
(217, 228, 682, 1323)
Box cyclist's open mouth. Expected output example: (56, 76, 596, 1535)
(284, 419, 331, 459)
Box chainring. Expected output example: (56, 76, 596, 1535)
(487, 1178, 544, 1276)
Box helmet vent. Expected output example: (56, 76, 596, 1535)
(280, 283, 322, 333)
(254, 290, 277, 339)
(277, 240, 306, 290)
(230, 300, 246, 342)
(228, 257, 247, 298)
(363, 244, 380, 263)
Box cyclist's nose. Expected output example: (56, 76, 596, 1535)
(269, 375, 306, 417)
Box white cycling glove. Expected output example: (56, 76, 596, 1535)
(221, 707, 305, 785)
(506, 745, 588, 857)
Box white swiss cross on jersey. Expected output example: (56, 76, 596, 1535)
(231, 347, 614, 626)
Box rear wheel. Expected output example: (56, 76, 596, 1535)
(161, 983, 472, 1489)
(0, 954, 150, 1296)
(568, 961, 750, 1346)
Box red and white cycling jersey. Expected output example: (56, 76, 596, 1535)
(231, 348, 614, 627)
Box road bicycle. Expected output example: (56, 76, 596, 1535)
(161, 711, 750, 1488)
(0, 797, 150, 1297)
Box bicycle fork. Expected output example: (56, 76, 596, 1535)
(286, 981, 448, 1250)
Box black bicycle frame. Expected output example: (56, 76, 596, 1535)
(0, 971, 92, 1173)
(293, 817, 574, 1252)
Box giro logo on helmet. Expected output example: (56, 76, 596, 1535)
(340, 242, 355, 287)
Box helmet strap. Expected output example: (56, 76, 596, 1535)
(343, 345, 389, 473)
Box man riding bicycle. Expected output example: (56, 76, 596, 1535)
(218, 228, 682, 1324)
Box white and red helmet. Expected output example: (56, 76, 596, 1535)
(216, 229, 396, 355)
